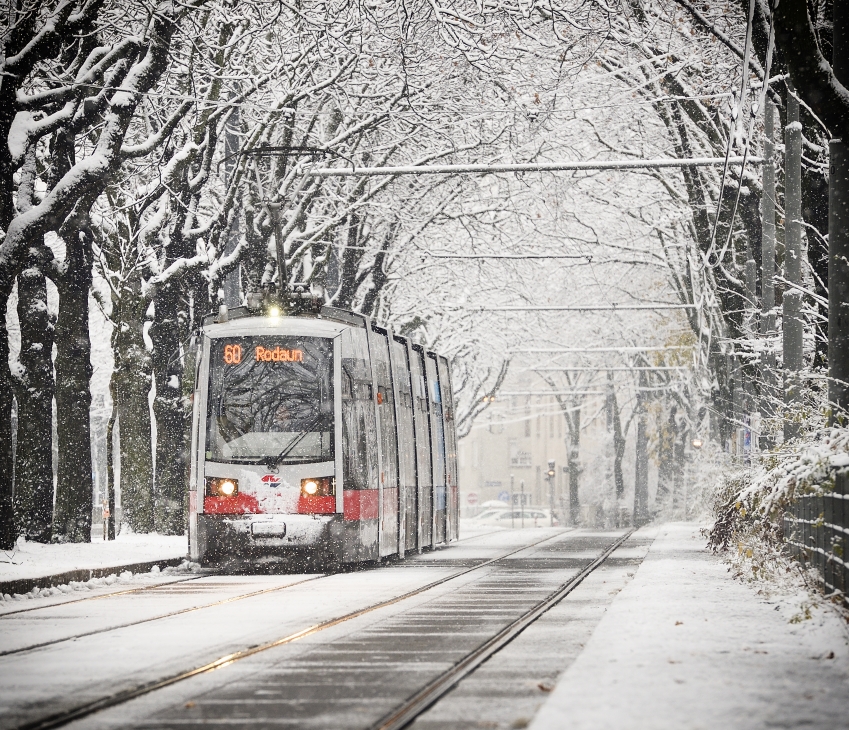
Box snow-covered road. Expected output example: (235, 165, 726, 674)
(3, 524, 844, 730)
(2, 526, 612, 729)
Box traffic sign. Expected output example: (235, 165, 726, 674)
(498, 491, 509, 503)
(467, 492, 479, 506)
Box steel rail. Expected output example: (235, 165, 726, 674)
(2, 527, 553, 651)
(0, 573, 212, 618)
(372, 528, 635, 730)
(0, 574, 325, 657)
(13, 532, 566, 730)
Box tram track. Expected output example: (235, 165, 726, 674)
(12, 530, 569, 730)
(373, 528, 634, 730)
(0, 573, 211, 618)
(0, 574, 325, 657)
(1, 528, 542, 656)
(1, 524, 504, 621)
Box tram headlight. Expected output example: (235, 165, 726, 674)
(206, 477, 239, 498)
(300, 477, 334, 497)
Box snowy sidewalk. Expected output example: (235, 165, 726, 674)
(531, 522, 849, 730)
(0, 533, 187, 595)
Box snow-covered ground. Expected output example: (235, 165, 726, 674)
(0, 532, 187, 584)
(4, 522, 846, 729)
(530, 522, 849, 730)
(0, 528, 565, 728)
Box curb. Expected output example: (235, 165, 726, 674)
(0, 556, 188, 596)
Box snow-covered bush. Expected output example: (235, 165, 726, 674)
(707, 427, 849, 588)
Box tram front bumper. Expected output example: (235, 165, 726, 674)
(197, 513, 339, 558)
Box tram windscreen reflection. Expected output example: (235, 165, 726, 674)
(206, 336, 334, 464)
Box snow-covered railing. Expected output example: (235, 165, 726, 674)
(783, 467, 849, 601)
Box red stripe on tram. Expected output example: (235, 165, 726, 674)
(298, 495, 337, 514)
(343, 489, 379, 521)
(203, 493, 262, 515)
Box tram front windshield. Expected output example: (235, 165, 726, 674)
(206, 335, 334, 464)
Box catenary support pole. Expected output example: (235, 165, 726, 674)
(783, 83, 804, 441)
(829, 0, 849, 422)
(633, 371, 649, 526)
(761, 101, 777, 436)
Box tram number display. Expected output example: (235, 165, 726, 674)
(221, 343, 304, 365)
(223, 344, 242, 364)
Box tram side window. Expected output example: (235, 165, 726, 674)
(438, 357, 458, 490)
(341, 328, 378, 490)
(426, 354, 447, 490)
(370, 329, 398, 491)
(390, 336, 415, 489)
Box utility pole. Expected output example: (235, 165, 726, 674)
(510, 473, 515, 528)
(830, 0, 849, 422)
(783, 83, 804, 441)
(761, 101, 777, 439)
(520, 480, 525, 528)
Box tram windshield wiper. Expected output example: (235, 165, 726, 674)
(265, 413, 323, 466)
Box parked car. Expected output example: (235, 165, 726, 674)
(470, 508, 559, 527)
(468, 508, 510, 522)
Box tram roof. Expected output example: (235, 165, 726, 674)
(203, 305, 450, 364)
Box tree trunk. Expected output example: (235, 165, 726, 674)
(334, 213, 366, 310)
(672, 415, 686, 519)
(12, 255, 55, 542)
(610, 387, 626, 501)
(634, 386, 650, 526)
(106, 379, 118, 540)
(151, 284, 188, 535)
(783, 85, 805, 441)
(112, 294, 154, 533)
(829, 0, 849, 421)
(52, 223, 94, 542)
(0, 294, 15, 549)
(567, 408, 581, 525)
(656, 404, 675, 514)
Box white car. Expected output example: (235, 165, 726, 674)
(470, 508, 560, 527)
(468, 508, 509, 522)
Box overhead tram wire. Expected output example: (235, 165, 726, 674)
(308, 156, 763, 177)
(509, 346, 693, 353)
(25, 78, 733, 113)
(497, 391, 607, 396)
(528, 366, 691, 372)
(458, 304, 697, 312)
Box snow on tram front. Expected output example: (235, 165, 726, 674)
(188, 305, 459, 566)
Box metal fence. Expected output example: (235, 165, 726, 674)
(784, 468, 849, 601)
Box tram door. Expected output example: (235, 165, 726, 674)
(410, 345, 433, 548)
(390, 335, 417, 554)
(426, 353, 448, 545)
(438, 357, 459, 541)
(341, 327, 380, 561)
(370, 327, 399, 557)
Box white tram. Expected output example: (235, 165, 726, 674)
(188, 305, 459, 565)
